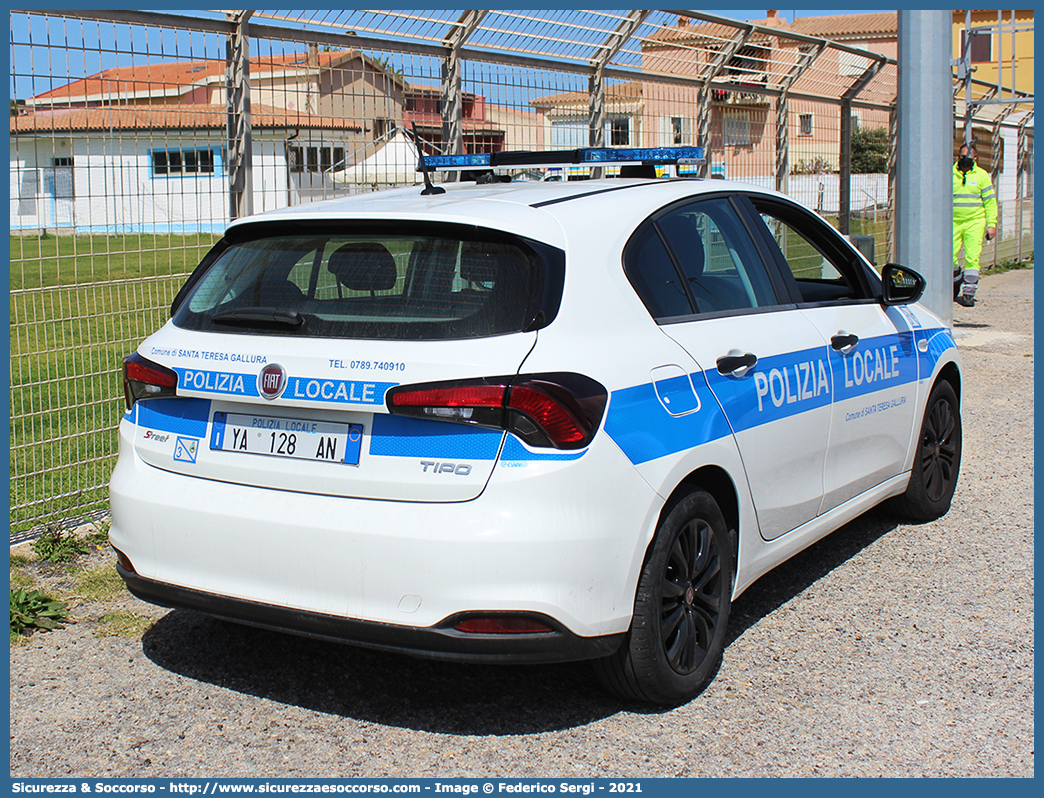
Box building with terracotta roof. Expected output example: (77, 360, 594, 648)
(531, 11, 896, 183)
(11, 48, 514, 232)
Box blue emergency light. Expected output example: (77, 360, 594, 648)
(420, 146, 705, 172)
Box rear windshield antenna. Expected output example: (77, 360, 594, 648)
(411, 124, 446, 196)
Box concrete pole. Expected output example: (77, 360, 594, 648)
(895, 10, 952, 327)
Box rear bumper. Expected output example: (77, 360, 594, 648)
(109, 420, 661, 640)
(118, 563, 624, 664)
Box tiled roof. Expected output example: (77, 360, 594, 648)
(10, 104, 363, 133)
(531, 81, 642, 108)
(402, 113, 501, 134)
(790, 12, 897, 40)
(28, 51, 377, 104)
(645, 22, 777, 46)
(646, 12, 897, 46)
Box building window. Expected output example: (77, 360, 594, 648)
(610, 117, 630, 146)
(723, 111, 751, 146)
(961, 30, 992, 63)
(52, 157, 74, 167)
(152, 148, 215, 176)
(851, 113, 861, 131)
(670, 116, 692, 145)
(288, 145, 346, 174)
(799, 114, 813, 136)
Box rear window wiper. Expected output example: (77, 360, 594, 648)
(211, 307, 306, 328)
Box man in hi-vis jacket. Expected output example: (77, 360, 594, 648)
(953, 143, 997, 307)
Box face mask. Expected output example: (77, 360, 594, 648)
(958, 155, 975, 172)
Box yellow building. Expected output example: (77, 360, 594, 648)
(952, 10, 1034, 96)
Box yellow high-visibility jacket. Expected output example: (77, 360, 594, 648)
(953, 163, 997, 227)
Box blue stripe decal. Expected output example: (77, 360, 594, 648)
(605, 329, 936, 467)
(174, 367, 396, 406)
(369, 415, 503, 460)
(500, 435, 587, 461)
(703, 343, 833, 433)
(283, 377, 397, 406)
(135, 398, 211, 438)
(175, 368, 260, 398)
(830, 331, 917, 403)
(916, 327, 956, 378)
(605, 381, 733, 466)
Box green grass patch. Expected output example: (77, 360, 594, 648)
(75, 563, 126, 602)
(10, 233, 219, 533)
(10, 572, 34, 590)
(95, 612, 154, 640)
(984, 256, 1034, 275)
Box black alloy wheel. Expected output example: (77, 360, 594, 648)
(593, 489, 733, 706)
(659, 516, 723, 675)
(920, 391, 959, 503)
(888, 379, 962, 522)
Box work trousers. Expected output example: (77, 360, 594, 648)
(953, 216, 987, 274)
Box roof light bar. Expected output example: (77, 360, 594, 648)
(420, 146, 705, 172)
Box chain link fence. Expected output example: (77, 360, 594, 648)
(9, 9, 1034, 540)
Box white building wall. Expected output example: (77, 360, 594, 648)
(10, 132, 306, 234)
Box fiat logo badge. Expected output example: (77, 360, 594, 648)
(258, 363, 287, 400)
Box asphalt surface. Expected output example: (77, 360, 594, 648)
(10, 267, 1034, 778)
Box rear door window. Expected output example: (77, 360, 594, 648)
(624, 195, 781, 320)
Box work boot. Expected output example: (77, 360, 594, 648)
(956, 270, 979, 307)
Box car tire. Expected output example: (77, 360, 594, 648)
(594, 490, 733, 706)
(888, 379, 962, 522)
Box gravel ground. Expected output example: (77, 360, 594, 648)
(11, 268, 1034, 778)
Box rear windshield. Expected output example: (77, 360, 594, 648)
(172, 223, 559, 340)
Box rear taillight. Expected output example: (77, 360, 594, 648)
(386, 372, 607, 450)
(123, 352, 178, 410)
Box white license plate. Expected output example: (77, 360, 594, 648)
(210, 412, 363, 465)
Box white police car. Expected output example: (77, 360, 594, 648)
(110, 146, 962, 705)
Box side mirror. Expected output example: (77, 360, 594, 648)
(880, 263, 926, 306)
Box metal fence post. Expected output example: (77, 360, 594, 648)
(589, 69, 606, 148)
(226, 10, 254, 220)
(839, 100, 852, 234)
(587, 11, 647, 178)
(840, 58, 885, 236)
(1017, 119, 1028, 262)
(887, 106, 897, 262)
(775, 95, 788, 195)
(440, 11, 485, 183)
(441, 50, 463, 178)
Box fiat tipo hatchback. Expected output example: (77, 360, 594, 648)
(110, 147, 962, 705)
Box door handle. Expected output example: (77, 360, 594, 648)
(716, 350, 758, 377)
(831, 331, 859, 353)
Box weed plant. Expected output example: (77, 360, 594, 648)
(10, 589, 69, 637)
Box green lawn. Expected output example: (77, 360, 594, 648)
(10, 233, 219, 533)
